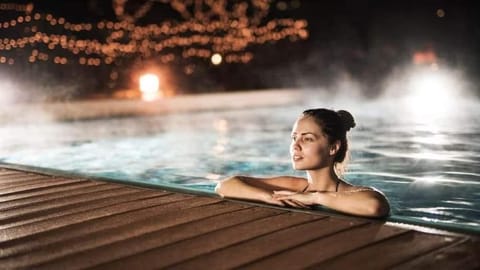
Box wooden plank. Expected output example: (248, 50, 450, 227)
(0, 170, 26, 176)
(0, 188, 158, 229)
(0, 189, 167, 230)
(87, 211, 323, 270)
(0, 199, 231, 259)
(311, 231, 464, 269)
(73, 207, 286, 270)
(0, 175, 56, 186)
(0, 173, 49, 180)
(391, 238, 480, 270)
(0, 178, 88, 196)
(0, 198, 227, 269)
(0, 181, 105, 203)
(0, 186, 139, 223)
(0, 177, 75, 192)
(241, 222, 409, 269)
(171, 216, 369, 269)
(0, 191, 181, 239)
(0, 183, 124, 211)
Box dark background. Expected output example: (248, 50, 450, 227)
(1, 0, 479, 101)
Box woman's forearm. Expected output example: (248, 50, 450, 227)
(215, 176, 274, 203)
(313, 190, 390, 218)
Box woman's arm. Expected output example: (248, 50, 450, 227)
(314, 188, 390, 217)
(215, 176, 307, 206)
(273, 188, 390, 218)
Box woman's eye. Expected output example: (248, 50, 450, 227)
(304, 137, 314, 142)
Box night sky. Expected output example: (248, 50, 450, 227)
(1, 0, 479, 100)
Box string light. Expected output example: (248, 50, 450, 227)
(0, 1, 309, 69)
(211, 53, 222, 65)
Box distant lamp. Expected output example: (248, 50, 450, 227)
(436, 9, 445, 18)
(405, 67, 457, 117)
(211, 53, 222, 65)
(139, 73, 161, 101)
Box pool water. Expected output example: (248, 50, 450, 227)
(1, 102, 480, 233)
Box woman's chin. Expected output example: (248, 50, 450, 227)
(292, 163, 306, 170)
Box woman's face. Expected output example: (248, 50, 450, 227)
(290, 116, 334, 170)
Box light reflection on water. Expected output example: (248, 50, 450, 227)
(1, 103, 479, 233)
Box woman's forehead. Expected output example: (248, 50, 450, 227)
(292, 116, 322, 133)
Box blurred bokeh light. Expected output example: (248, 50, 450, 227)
(139, 73, 160, 101)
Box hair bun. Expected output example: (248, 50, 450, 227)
(337, 110, 356, 131)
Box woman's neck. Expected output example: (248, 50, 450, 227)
(306, 166, 339, 192)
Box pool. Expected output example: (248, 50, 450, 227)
(1, 93, 480, 234)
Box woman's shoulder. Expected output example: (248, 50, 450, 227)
(340, 182, 387, 197)
(339, 181, 376, 193)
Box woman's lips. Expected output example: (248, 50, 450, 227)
(292, 155, 303, 161)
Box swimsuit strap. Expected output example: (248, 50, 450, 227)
(301, 182, 309, 192)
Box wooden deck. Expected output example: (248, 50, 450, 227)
(0, 166, 479, 270)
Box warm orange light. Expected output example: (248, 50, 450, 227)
(139, 73, 161, 101)
(0, 1, 309, 67)
(413, 50, 437, 65)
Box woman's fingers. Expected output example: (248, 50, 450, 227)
(264, 196, 286, 206)
(273, 190, 296, 195)
(281, 199, 300, 207)
(291, 199, 309, 208)
(282, 199, 309, 208)
(270, 199, 286, 206)
(270, 191, 314, 208)
(291, 199, 310, 208)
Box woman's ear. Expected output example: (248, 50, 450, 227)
(329, 140, 341, 156)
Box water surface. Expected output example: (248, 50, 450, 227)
(1, 101, 479, 233)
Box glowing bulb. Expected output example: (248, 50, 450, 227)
(139, 73, 161, 101)
(436, 9, 445, 18)
(211, 53, 222, 65)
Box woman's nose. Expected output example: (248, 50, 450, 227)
(291, 140, 301, 151)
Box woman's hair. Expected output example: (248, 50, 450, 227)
(302, 108, 356, 164)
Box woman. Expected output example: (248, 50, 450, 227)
(215, 108, 390, 218)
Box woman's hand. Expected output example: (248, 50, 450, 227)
(272, 190, 319, 208)
(262, 195, 287, 207)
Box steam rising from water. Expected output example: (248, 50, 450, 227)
(0, 63, 478, 124)
(299, 64, 478, 123)
(0, 72, 80, 106)
(0, 62, 478, 163)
